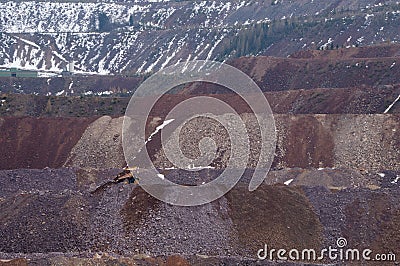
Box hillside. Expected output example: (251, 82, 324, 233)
(0, 0, 399, 74)
(0, 44, 399, 96)
(1, 2, 400, 265)
(1, 84, 400, 117)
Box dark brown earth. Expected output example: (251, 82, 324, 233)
(0, 75, 143, 96)
(229, 44, 400, 92)
(0, 168, 399, 265)
(289, 44, 400, 60)
(0, 113, 398, 264)
(2, 84, 399, 118)
(0, 117, 96, 170)
(0, 114, 398, 172)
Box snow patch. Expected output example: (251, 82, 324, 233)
(186, 165, 215, 170)
(391, 175, 400, 184)
(55, 90, 64, 96)
(347, 36, 352, 43)
(52, 51, 68, 62)
(321, 38, 333, 50)
(384, 94, 400, 114)
(97, 91, 113, 96)
(68, 80, 74, 93)
(13, 36, 40, 49)
(146, 119, 175, 144)
(284, 179, 294, 186)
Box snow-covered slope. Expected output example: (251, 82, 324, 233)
(0, 0, 399, 74)
(0, 29, 229, 74)
(0, 1, 250, 33)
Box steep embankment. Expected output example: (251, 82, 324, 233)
(1, 85, 400, 117)
(0, 114, 398, 172)
(1, 45, 400, 96)
(0, 116, 96, 169)
(0, 75, 142, 96)
(229, 49, 400, 92)
(0, 1, 399, 74)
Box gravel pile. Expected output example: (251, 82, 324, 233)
(1, 167, 399, 262)
(65, 116, 125, 169)
(133, 195, 238, 257)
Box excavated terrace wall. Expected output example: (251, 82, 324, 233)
(0, 114, 398, 172)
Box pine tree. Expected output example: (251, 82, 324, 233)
(129, 14, 134, 26)
(98, 12, 111, 32)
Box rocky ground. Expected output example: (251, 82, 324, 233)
(0, 167, 399, 265)
(0, 114, 398, 172)
(0, 113, 399, 266)
(0, 46, 399, 265)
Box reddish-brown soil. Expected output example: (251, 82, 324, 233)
(2, 85, 400, 118)
(0, 75, 143, 96)
(0, 117, 96, 169)
(229, 53, 400, 91)
(226, 184, 324, 256)
(148, 85, 400, 117)
(289, 44, 400, 60)
(0, 259, 28, 266)
(1, 114, 398, 171)
(279, 115, 335, 169)
(342, 192, 400, 255)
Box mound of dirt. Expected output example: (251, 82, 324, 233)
(1, 114, 398, 173)
(0, 168, 399, 264)
(64, 116, 125, 169)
